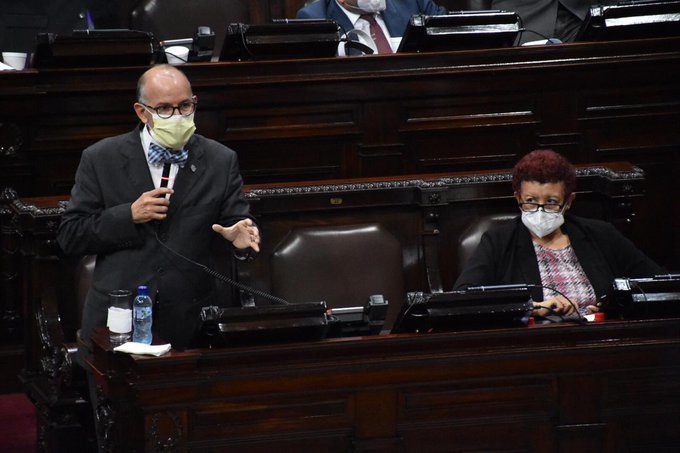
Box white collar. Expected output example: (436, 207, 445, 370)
(140, 124, 160, 165)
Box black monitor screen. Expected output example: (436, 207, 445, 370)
(577, 1, 680, 41)
(219, 20, 340, 61)
(199, 301, 329, 346)
(397, 11, 520, 53)
(32, 30, 154, 68)
(608, 275, 680, 319)
(391, 285, 534, 333)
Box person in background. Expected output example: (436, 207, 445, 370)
(296, 0, 447, 53)
(454, 149, 663, 319)
(488, 0, 604, 44)
(57, 64, 260, 351)
(0, 0, 120, 53)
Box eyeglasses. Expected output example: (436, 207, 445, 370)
(140, 100, 197, 119)
(518, 202, 565, 213)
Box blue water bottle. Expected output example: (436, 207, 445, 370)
(133, 285, 153, 344)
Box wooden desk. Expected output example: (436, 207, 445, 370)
(87, 318, 680, 452)
(5, 163, 647, 449)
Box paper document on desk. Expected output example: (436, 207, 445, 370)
(0, 62, 16, 71)
(113, 342, 171, 356)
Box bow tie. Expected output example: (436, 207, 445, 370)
(148, 142, 189, 168)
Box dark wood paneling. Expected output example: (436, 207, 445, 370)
(3, 38, 679, 199)
(84, 318, 680, 451)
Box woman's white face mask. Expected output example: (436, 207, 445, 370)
(516, 180, 571, 238)
(521, 210, 565, 238)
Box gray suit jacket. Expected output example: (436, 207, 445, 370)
(57, 126, 253, 349)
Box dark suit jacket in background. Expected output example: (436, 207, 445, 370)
(491, 0, 595, 43)
(454, 214, 664, 302)
(57, 126, 253, 350)
(296, 0, 447, 37)
(0, 0, 119, 53)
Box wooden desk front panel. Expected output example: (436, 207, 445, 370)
(89, 319, 680, 452)
(2, 38, 678, 192)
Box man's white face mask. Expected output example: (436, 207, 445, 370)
(353, 0, 387, 13)
(521, 210, 565, 238)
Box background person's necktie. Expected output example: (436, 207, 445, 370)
(360, 14, 393, 54)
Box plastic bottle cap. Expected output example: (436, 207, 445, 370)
(137, 285, 149, 296)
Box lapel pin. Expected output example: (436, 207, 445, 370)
(190, 164, 196, 173)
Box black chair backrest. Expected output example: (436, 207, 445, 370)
(457, 213, 516, 272)
(130, 0, 251, 58)
(270, 223, 405, 330)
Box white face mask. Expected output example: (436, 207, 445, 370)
(355, 0, 387, 13)
(521, 210, 565, 238)
(149, 113, 196, 150)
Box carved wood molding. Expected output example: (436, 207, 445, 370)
(149, 411, 184, 452)
(245, 165, 645, 198)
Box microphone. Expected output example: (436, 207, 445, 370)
(155, 163, 172, 234)
(159, 163, 172, 189)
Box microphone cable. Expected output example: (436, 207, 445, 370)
(629, 280, 649, 317)
(154, 231, 289, 305)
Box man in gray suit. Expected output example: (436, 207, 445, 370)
(58, 64, 260, 351)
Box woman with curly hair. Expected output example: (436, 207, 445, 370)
(455, 149, 663, 320)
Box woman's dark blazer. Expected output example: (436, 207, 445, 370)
(454, 214, 664, 302)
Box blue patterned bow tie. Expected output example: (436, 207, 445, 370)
(148, 142, 189, 168)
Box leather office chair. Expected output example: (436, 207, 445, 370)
(270, 223, 405, 330)
(130, 0, 251, 59)
(457, 213, 516, 272)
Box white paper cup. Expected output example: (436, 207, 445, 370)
(107, 307, 132, 334)
(165, 46, 189, 65)
(2, 52, 27, 70)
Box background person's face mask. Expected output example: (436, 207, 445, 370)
(521, 210, 565, 238)
(354, 0, 387, 13)
(150, 113, 196, 150)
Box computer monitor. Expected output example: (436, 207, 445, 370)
(391, 285, 534, 333)
(32, 29, 155, 68)
(608, 275, 680, 319)
(219, 20, 340, 61)
(199, 301, 329, 346)
(397, 11, 521, 53)
(576, 1, 680, 42)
